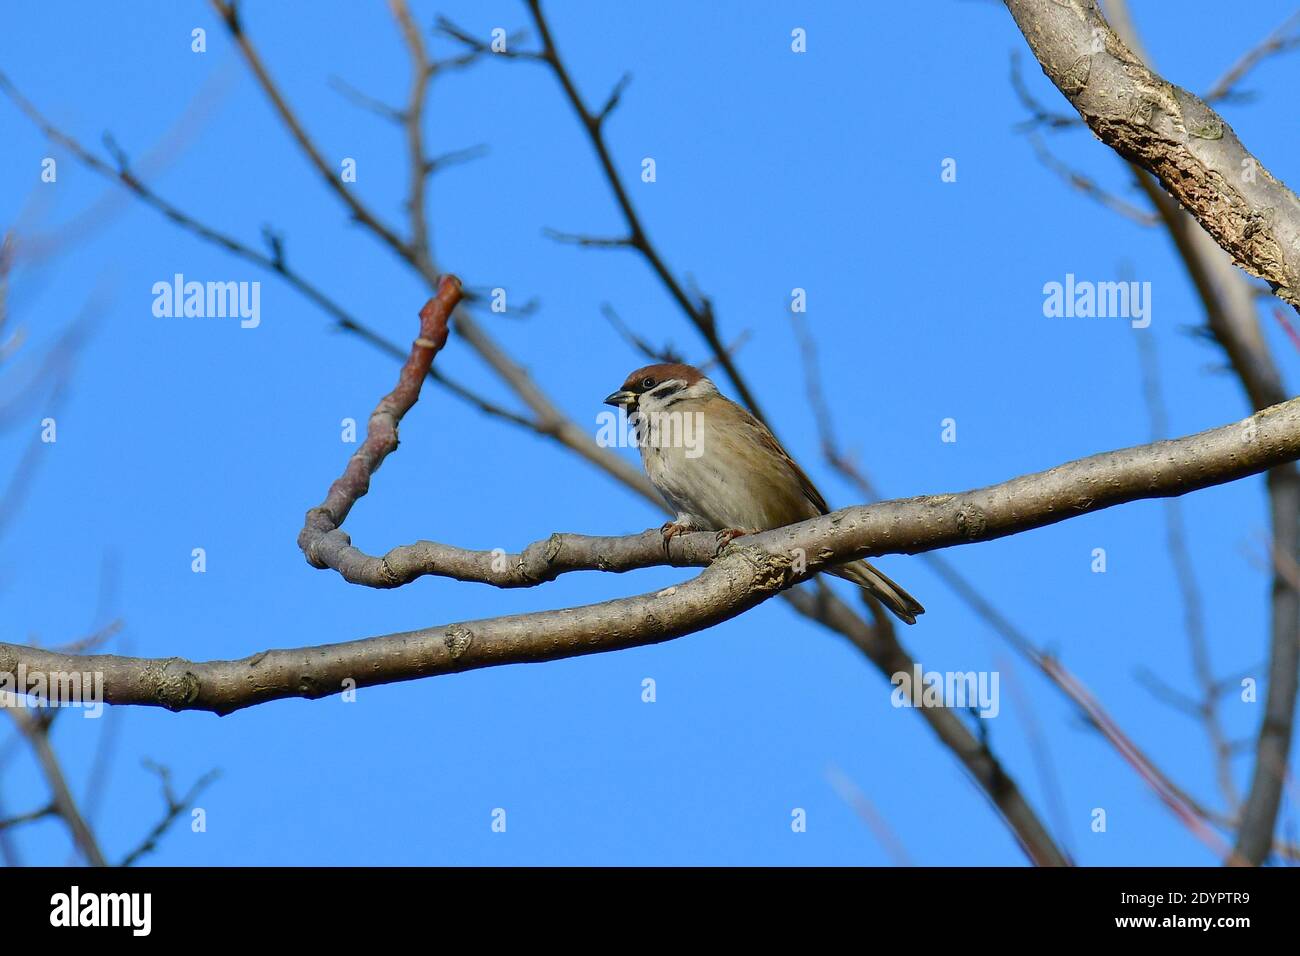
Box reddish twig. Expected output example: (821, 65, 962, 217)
(1273, 306, 1300, 354)
(299, 276, 464, 570)
(1041, 657, 1241, 864)
(826, 762, 913, 866)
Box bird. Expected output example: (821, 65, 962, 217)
(604, 362, 924, 625)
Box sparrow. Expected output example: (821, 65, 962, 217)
(604, 362, 925, 625)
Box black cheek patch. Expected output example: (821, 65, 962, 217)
(647, 381, 685, 401)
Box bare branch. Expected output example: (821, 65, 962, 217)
(1272, 306, 1300, 355)
(190, 21, 1003, 861)
(1204, 10, 1300, 104)
(1026, 132, 1158, 226)
(117, 762, 220, 867)
(328, 75, 404, 123)
(21, 1, 1291, 865)
(1135, 331, 1239, 810)
(433, 16, 539, 61)
(299, 275, 464, 571)
(826, 763, 913, 866)
(0, 232, 17, 366)
(1040, 656, 1240, 863)
(596, 72, 632, 125)
(0, 802, 55, 831)
(791, 304, 1244, 854)
(5, 708, 106, 865)
(1004, 0, 1300, 310)
(207, 0, 412, 261)
(390, 0, 435, 274)
(53, 620, 124, 657)
(200, 3, 658, 496)
(795, 584, 1067, 866)
(1009, 50, 1082, 131)
(0, 75, 533, 443)
(2, 391, 1297, 716)
(542, 228, 635, 248)
(1097, 0, 1300, 865)
(424, 143, 489, 175)
(520, 0, 771, 423)
(600, 303, 684, 364)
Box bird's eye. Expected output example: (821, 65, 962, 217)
(641, 377, 655, 389)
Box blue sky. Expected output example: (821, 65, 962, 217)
(2, 0, 1298, 865)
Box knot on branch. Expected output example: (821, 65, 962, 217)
(730, 544, 795, 594)
(955, 504, 989, 540)
(144, 659, 201, 712)
(300, 516, 350, 569)
(516, 533, 566, 584)
(1179, 91, 1224, 140)
(444, 625, 474, 660)
(376, 556, 401, 587)
(1061, 54, 1092, 94)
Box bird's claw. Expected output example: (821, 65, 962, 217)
(660, 520, 695, 552)
(713, 528, 749, 553)
(660, 520, 694, 539)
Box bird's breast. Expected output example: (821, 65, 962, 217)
(640, 412, 815, 531)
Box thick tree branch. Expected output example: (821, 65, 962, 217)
(13, 4, 1279, 865)
(1004, 0, 1300, 309)
(472, 10, 1066, 863)
(4, 395, 1299, 716)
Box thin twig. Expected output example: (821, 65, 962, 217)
(0, 802, 56, 831)
(209, 0, 411, 260)
(118, 761, 220, 867)
(6, 707, 106, 866)
(826, 762, 913, 866)
(789, 305, 1240, 855)
(1101, 0, 1300, 865)
(444, 0, 774, 425)
(1204, 10, 1300, 104)
(1027, 132, 1158, 226)
(600, 303, 683, 364)
(390, 0, 435, 275)
(1135, 330, 1239, 810)
(0, 73, 533, 437)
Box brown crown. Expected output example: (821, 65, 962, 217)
(620, 362, 706, 392)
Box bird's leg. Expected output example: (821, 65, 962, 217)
(713, 528, 752, 552)
(660, 515, 698, 551)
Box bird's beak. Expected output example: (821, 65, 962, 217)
(604, 389, 638, 409)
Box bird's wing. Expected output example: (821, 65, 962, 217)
(737, 407, 831, 516)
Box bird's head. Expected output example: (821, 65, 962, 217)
(604, 362, 711, 412)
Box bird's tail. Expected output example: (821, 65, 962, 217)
(827, 560, 925, 626)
